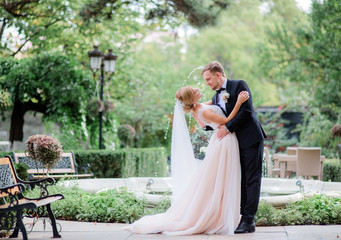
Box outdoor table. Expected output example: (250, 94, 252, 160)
(272, 153, 325, 179)
(272, 154, 297, 178)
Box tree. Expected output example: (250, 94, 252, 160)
(259, 0, 341, 156)
(79, 0, 231, 28)
(0, 0, 232, 58)
(260, 0, 340, 117)
(0, 0, 70, 56)
(0, 54, 94, 144)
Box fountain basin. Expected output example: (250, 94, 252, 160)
(62, 177, 341, 207)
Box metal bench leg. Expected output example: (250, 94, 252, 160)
(46, 204, 61, 238)
(10, 210, 28, 240)
(9, 228, 19, 238)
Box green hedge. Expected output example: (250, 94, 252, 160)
(123, 148, 168, 178)
(74, 147, 168, 178)
(323, 160, 341, 182)
(74, 150, 126, 178)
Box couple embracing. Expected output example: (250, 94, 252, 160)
(128, 61, 266, 235)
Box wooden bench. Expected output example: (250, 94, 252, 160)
(0, 156, 64, 240)
(12, 152, 93, 179)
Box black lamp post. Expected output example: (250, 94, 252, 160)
(88, 46, 117, 149)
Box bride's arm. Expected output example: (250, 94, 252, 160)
(203, 91, 249, 125)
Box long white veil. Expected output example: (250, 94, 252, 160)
(171, 100, 199, 201)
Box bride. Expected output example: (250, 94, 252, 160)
(129, 85, 249, 236)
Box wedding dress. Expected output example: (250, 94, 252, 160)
(130, 103, 241, 235)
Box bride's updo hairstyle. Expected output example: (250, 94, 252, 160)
(175, 86, 195, 113)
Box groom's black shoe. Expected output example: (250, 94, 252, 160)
(234, 221, 255, 234)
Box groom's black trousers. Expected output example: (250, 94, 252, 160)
(239, 140, 264, 223)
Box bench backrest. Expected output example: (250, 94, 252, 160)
(12, 152, 76, 174)
(0, 157, 18, 197)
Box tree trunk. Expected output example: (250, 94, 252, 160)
(9, 101, 27, 143)
(9, 100, 47, 143)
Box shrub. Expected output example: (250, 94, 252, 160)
(331, 124, 341, 138)
(286, 194, 341, 225)
(117, 124, 136, 148)
(0, 151, 12, 157)
(255, 195, 341, 226)
(74, 150, 126, 178)
(123, 148, 168, 178)
(25, 183, 341, 226)
(257, 110, 298, 154)
(255, 200, 276, 226)
(323, 160, 341, 182)
(298, 108, 340, 158)
(14, 162, 29, 181)
(25, 134, 63, 170)
(26, 182, 148, 223)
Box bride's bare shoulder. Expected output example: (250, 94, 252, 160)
(202, 100, 212, 105)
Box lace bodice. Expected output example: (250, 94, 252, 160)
(197, 104, 226, 130)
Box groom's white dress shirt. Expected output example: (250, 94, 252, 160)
(217, 79, 227, 112)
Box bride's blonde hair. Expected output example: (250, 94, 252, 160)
(175, 86, 195, 113)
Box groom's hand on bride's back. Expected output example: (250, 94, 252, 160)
(217, 125, 230, 141)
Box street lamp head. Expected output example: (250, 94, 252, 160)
(88, 45, 103, 71)
(103, 49, 117, 73)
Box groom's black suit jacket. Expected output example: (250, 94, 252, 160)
(211, 79, 266, 149)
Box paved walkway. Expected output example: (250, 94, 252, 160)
(9, 219, 340, 240)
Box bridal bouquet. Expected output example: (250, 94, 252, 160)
(25, 134, 63, 170)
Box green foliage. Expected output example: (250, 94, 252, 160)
(0, 54, 94, 142)
(112, 0, 292, 151)
(190, 126, 212, 160)
(297, 107, 340, 158)
(0, 0, 231, 59)
(0, 152, 12, 157)
(257, 110, 298, 153)
(13, 162, 29, 181)
(148, 193, 171, 215)
(259, 0, 341, 157)
(255, 195, 341, 226)
(0, 0, 143, 58)
(285, 194, 341, 225)
(255, 200, 277, 226)
(80, 0, 231, 28)
(73, 148, 168, 178)
(74, 150, 126, 178)
(26, 182, 148, 223)
(323, 159, 341, 182)
(123, 148, 168, 178)
(25, 183, 341, 225)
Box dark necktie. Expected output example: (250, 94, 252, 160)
(216, 87, 226, 94)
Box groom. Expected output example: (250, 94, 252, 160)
(202, 61, 266, 233)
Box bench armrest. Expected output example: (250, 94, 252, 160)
(0, 183, 26, 210)
(19, 177, 55, 185)
(18, 177, 55, 198)
(0, 183, 26, 194)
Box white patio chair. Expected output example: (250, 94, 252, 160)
(296, 147, 322, 180)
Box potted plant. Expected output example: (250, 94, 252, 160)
(25, 134, 63, 177)
(117, 124, 136, 148)
(86, 98, 105, 118)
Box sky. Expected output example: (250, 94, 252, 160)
(295, 0, 312, 13)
